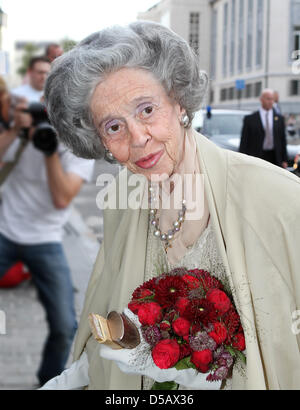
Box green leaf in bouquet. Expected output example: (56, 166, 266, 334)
(225, 345, 236, 357)
(151, 381, 179, 390)
(175, 356, 196, 371)
(234, 349, 246, 365)
(225, 345, 246, 365)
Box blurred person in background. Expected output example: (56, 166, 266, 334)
(46, 43, 63, 62)
(0, 55, 95, 386)
(239, 88, 288, 168)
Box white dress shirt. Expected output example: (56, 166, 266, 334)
(259, 107, 274, 150)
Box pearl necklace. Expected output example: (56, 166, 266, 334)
(149, 185, 186, 251)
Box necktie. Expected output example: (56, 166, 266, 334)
(264, 111, 273, 150)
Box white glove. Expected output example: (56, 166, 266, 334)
(99, 308, 221, 390)
(39, 352, 89, 390)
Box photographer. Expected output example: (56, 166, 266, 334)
(0, 56, 95, 386)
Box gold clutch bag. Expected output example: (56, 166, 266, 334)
(88, 311, 140, 349)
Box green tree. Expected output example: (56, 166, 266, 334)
(61, 38, 77, 52)
(17, 43, 39, 76)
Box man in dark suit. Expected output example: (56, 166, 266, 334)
(239, 89, 288, 168)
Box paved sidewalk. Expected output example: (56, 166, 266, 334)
(0, 208, 100, 390)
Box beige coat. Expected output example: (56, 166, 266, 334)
(73, 131, 300, 390)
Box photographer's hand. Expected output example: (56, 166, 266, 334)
(12, 100, 32, 136)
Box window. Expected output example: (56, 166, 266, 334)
(294, 26, 300, 51)
(246, 0, 253, 69)
(245, 83, 252, 98)
(254, 81, 262, 97)
(220, 88, 227, 101)
(290, 80, 300, 96)
(228, 87, 235, 100)
(189, 12, 200, 54)
(238, 0, 244, 72)
(256, 0, 264, 67)
(223, 3, 229, 77)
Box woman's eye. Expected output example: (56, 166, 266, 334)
(110, 124, 119, 132)
(106, 122, 120, 135)
(141, 105, 154, 118)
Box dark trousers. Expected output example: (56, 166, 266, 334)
(0, 232, 77, 385)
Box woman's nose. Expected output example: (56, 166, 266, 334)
(128, 120, 151, 148)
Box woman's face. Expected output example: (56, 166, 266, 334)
(90, 67, 185, 180)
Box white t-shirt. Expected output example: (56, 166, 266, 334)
(0, 84, 95, 244)
(11, 83, 44, 103)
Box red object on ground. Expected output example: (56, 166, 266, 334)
(0, 262, 31, 288)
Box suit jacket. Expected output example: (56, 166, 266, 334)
(239, 109, 288, 166)
(73, 130, 300, 390)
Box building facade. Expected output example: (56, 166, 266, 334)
(139, 0, 300, 115)
(0, 7, 9, 79)
(210, 0, 300, 114)
(138, 0, 212, 107)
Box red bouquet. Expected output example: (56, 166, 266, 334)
(128, 267, 246, 385)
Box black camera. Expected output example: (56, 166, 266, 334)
(22, 102, 58, 156)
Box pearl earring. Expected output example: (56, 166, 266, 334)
(104, 149, 117, 164)
(180, 114, 189, 128)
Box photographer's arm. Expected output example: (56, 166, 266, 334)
(45, 153, 84, 209)
(0, 128, 18, 160)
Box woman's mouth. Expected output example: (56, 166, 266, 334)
(135, 150, 164, 169)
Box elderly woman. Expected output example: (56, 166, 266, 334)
(41, 22, 300, 390)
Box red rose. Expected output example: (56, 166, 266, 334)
(182, 274, 200, 290)
(152, 339, 180, 369)
(175, 297, 191, 316)
(208, 322, 228, 345)
(232, 333, 246, 351)
(191, 349, 213, 372)
(128, 301, 139, 314)
(138, 302, 163, 326)
(159, 320, 171, 331)
(206, 289, 231, 314)
(172, 317, 191, 336)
